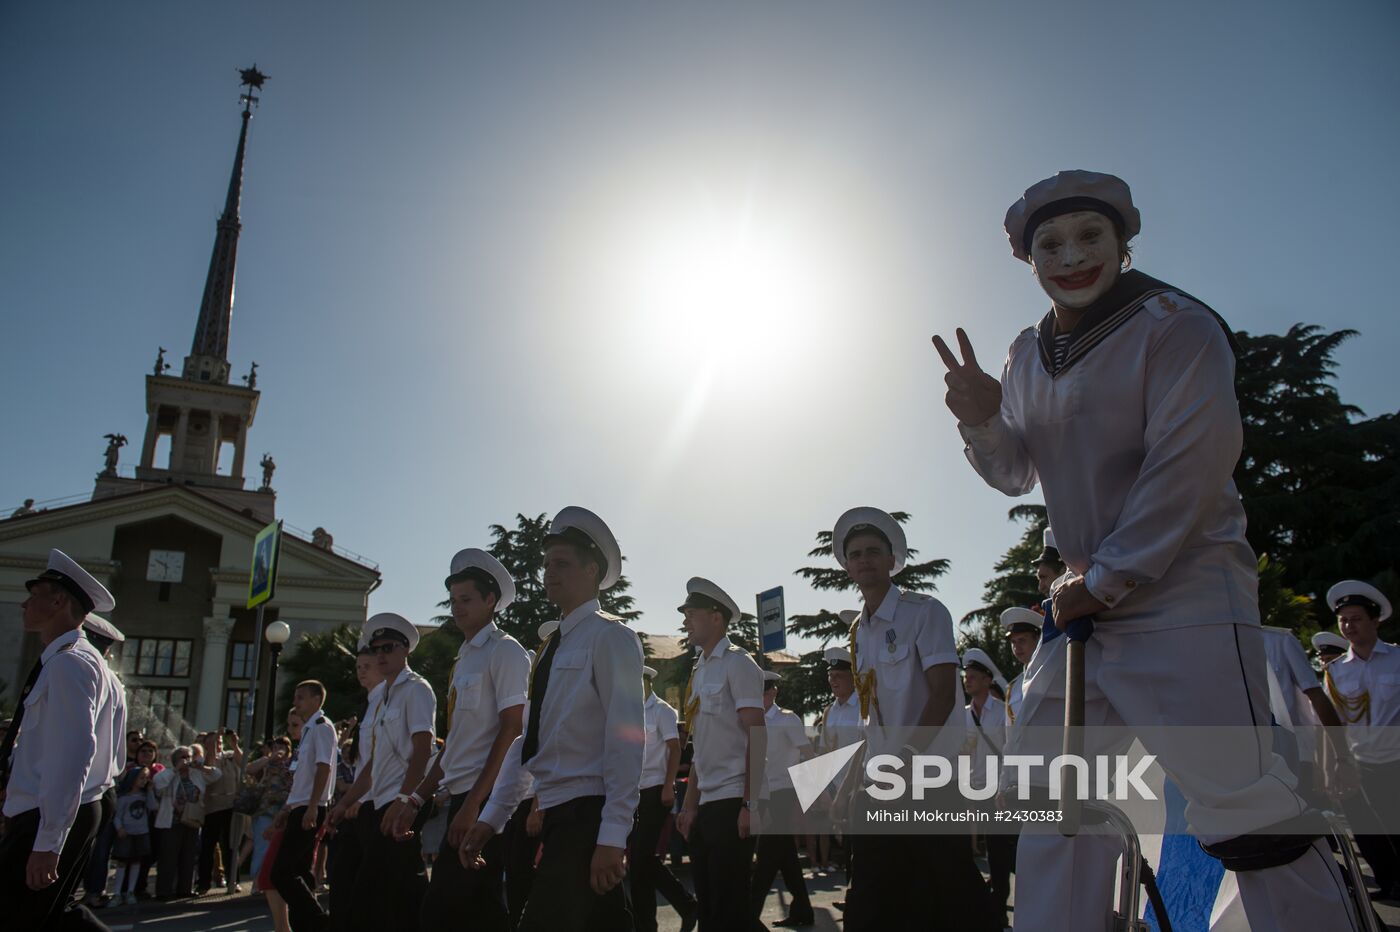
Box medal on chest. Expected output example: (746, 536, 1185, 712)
(885, 629, 897, 654)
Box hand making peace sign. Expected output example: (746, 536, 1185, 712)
(932, 328, 1003, 427)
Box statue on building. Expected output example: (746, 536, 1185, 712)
(312, 527, 334, 550)
(153, 347, 170, 376)
(259, 453, 276, 491)
(9, 498, 36, 519)
(243, 361, 258, 389)
(102, 433, 128, 476)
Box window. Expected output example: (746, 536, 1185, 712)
(127, 686, 190, 746)
(120, 638, 193, 678)
(229, 641, 255, 680)
(224, 688, 249, 735)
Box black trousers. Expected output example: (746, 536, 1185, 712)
(197, 807, 235, 890)
(689, 798, 759, 932)
(501, 797, 538, 927)
(844, 833, 999, 932)
(748, 789, 813, 923)
(517, 795, 632, 932)
(1354, 760, 1400, 891)
(271, 806, 327, 932)
(420, 793, 509, 931)
(0, 799, 106, 930)
(628, 785, 695, 932)
(351, 801, 427, 932)
(156, 822, 199, 897)
(326, 806, 362, 932)
(986, 832, 1017, 925)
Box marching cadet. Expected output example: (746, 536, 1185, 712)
(998, 607, 1042, 724)
(749, 671, 816, 929)
(816, 641, 863, 876)
(392, 549, 529, 931)
(1313, 631, 1349, 667)
(271, 679, 338, 932)
(328, 613, 436, 932)
(1322, 580, 1400, 901)
(831, 507, 997, 932)
(631, 664, 698, 932)
(673, 577, 767, 932)
(1033, 528, 1064, 597)
(962, 648, 1012, 930)
(935, 169, 1354, 930)
(1, 549, 126, 930)
(328, 637, 385, 932)
(460, 506, 644, 931)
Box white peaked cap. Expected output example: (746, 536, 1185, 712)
(1311, 631, 1349, 654)
(961, 647, 1006, 684)
(1326, 580, 1391, 622)
(447, 548, 516, 613)
(677, 577, 743, 626)
(363, 612, 420, 653)
(27, 548, 114, 613)
(832, 507, 908, 574)
(83, 612, 125, 643)
(546, 506, 622, 590)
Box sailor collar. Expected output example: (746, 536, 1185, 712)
(559, 599, 602, 638)
(458, 621, 500, 656)
(862, 586, 902, 626)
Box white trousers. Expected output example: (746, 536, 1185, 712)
(1009, 623, 1358, 932)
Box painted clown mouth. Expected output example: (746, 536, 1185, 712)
(1050, 266, 1103, 290)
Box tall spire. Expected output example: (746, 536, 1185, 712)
(183, 66, 268, 384)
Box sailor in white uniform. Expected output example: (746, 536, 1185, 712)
(750, 671, 815, 928)
(630, 665, 697, 932)
(327, 635, 385, 931)
(934, 170, 1355, 931)
(999, 607, 1042, 726)
(1, 550, 126, 930)
(963, 648, 1013, 929)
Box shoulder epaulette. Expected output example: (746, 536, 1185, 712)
(899, 591, 932, 604)
(598, 611, 625, 623)
(1260, 625, 1291, 634)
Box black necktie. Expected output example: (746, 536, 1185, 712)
(0, 659, 44, 790)
(521, 633, 561, 763)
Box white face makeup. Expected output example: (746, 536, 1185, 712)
(1029, 210, 1123, 309)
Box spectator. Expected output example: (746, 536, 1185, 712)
(197, 729, 244, 895)
(153, 746, 222, 899)
(109, 766, 156, 905)
(245, 736, 294, 888)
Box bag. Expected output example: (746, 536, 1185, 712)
(232, 783, 264, 816)
(180, 798, 206, 829)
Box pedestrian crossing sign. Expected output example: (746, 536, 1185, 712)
(247, 520, 282, 609)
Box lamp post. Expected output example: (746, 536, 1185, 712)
(262, 620, 292, 743)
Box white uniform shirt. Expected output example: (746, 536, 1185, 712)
(354, 680, 386, 782)
(964, 695, 1007, 788)
(516, 599, 644, 849)
(690, 636, 765, 804)
(286, 710, 338, 808)
(852, 586, 963, 757)
(1327, 640, 1400, 764)
(961, 292, 1258, 632)
(1261, 627, 1321, 761)
(367, 666, 436, 808)
(761, 704, 807, 796)
(3, 628, 126, 852)
(640, 692, 680, 790)
(821, 692, 865, 752)
(437, 623, 530, 795)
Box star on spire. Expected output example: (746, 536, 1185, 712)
(239, 65, 269, 111)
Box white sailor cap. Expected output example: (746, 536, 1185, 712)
(677, 577, 742, 625)
(83, 612, 125, 644)
(1035, 528, 1062, 566)
(446, 548, 516, 613)
(1326, 580, 1391, 622)
(545, 506, 622, 590)
(538, 619, 559, 642)
(832, 507, 908, 575)
(356, 632, 372, 654)
(824, 645, 853, 671)
(26, 548, 115, 614)
(1311, 631, 1349, 655)
(1004, 170, 1141, 263)
(994, 673, 1009, 693)
(1000, 607, 1043, 635)
(962, 647, 1005, 683)
(642, 665, 658, 679)
(762, 670, 782, 684)
(363, 612, 420, 653)
(839, 609, 860, 627)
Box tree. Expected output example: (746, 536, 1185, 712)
(1234, 325, 1400, 638)
(778, 512, 952, 719)
(958, 505, 1047, 679)
(274, 624, 363, 727)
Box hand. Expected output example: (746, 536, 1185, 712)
(589, 845, 625, 895)
(1328, 758, 1362, 799)
(116, 828, 128, 839)
(932, 328, 1003, 427)
(27, 850, 60, 890)
(1051, 576, 1107, 628)
(525, 805, 544, 838)
(382, 800, 415, 839)
(675, 809, 695, 841)
(301, 807, 318, 831)
(460, 822, 495, 870)
(271, 809, 288, 833)
(660, 784, 675, 808)
(737, 805, 751, 839)
(447, 797, 480, 849)
(327, 802, 348, 827)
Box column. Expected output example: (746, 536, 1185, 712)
(231, 419, 248, 480)
(170, 407, 191, 471)
(140, 406, 160, 469)
(195, 615, 236, 731)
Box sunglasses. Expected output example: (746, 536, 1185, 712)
(366, 642, 402, 655)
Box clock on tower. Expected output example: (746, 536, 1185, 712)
(146, 549, 186, 584)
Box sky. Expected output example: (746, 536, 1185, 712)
(3, 1, 1398, 650)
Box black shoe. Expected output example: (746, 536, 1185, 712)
(678, 902, 698, 932)
(774, 915, 815, 927)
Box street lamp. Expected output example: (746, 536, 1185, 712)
(262, 620, 292, 742)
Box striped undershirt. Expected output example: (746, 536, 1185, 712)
(1052, 331, 1072, 372)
